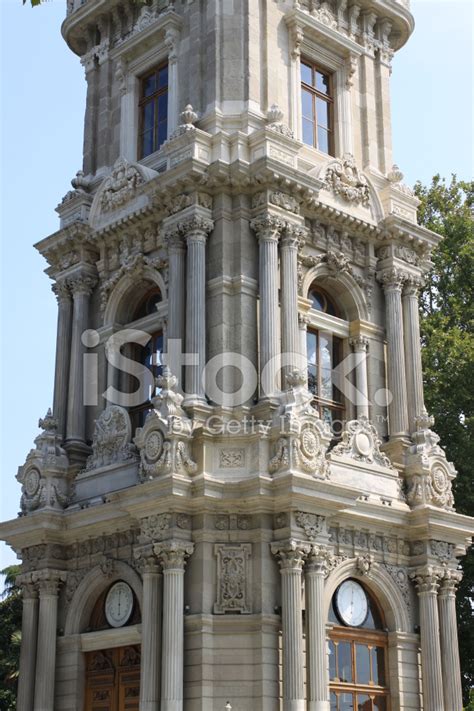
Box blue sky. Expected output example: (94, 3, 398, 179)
(0, 0, 473, 570)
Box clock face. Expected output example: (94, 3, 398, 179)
(334, 580, 368, 627)
(105, 582, 134, 628)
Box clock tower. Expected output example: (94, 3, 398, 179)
(1, 0, 472, 710)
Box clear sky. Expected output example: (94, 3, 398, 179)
(0, 0, 473, 571)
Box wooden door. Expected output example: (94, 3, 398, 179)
(85, 646, 140, 711)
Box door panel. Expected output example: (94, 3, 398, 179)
(85, 646, 141, 711)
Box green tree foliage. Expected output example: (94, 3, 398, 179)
(415, 175, 474, 705)
(0, 566, 22, 710)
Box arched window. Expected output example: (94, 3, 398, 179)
(328, 580, 389, 711)
(306, 286, 344, 431)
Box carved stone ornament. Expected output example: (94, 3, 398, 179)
(355, 554, 375, 576)
(405, 415, 456, 510)
(99, 252, 166, 314)
(323, 153, 370, 207)
(16, 410, 71, 514)
(266, 104, 294, 139)
(330, 416, 394, 469)
(168, 104, 199, 140)
(86, 406, 138, 471)
(139, 513, 171, 543)
(269, 370, 332, 478)
(134, 367, 197, 480)
(295, 511, 325, 541)
(214, 543, 252, 614)
(100, 158, 145, 212)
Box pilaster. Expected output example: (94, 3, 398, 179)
(305, 546, 331, 711)
(438, 570, 463, 711)
(51, 280, 73, 439)
(402, 277, 426, 433)
(16, 574, 39, 711)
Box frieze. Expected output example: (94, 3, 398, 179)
(100, 158, 145, 212)
(85, 406, 138, 471)
(214, 514, 253, 531)
(219, 448, 245, 468)
(214, 543, 252, 614)
(295, 512, 325, 541)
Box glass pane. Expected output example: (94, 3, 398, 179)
(308, 365, 318, 396)
(158, 93, 168, 120)
(355, 644, 371, 685)
(301, 89, 313, 119)
(303, 118, 314, 147)
(357, 695, 372, 711)
(307, 332, 318, 365)
(373, 647, 386, 686)
(329, 640, 337, 680)
(321, 406, 333, 428)
(301, 62, 313, 86)
(330, 692, 338, 711)
(316, 97, 330, 128)
(158, 65, 168, 88)
(316, 70, 330, 95)
(310, 289, 325, 311)
(143, 101, 155, 134)
(141, 130, 154, 159)
(320, 334, 333, 400)
(340, 693, 354, 711)
(317, 126, 330, 154)
(142, 73, 156, 97)
(373, 697, 387, 711)
(157, 120, 168, 148)
(338, 641, 353, 683)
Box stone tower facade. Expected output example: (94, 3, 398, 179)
(1, 1, 472, 711)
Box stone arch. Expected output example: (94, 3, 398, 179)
(303, 263, 369, 322)
(104, 269, 167, 327)
(324, 558, 411, 633)
(64, 561, 143, 636)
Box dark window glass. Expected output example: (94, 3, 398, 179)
(338, 642, 353, 683)
(139, 64, 168, 158)
(357, 694, 372, 711)
(373, 697, 387, 711)
(355, 644, 371, 685)
(329, 641, 337, 681)
(301, 59, 333, 154)
(340, 693, 354, 711)
(373, 647, 386, 686)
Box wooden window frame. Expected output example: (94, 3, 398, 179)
(307, 327, 345, 424)
(129, 330, 164, 432)
(138, 62, 169, 160)
(301, 58, 334, 156)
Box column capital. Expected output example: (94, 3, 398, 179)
(52, 280, 72, 304)
(305, 544, 332, 575)
(32, 569, 67, 596)
(271, 539, 311, 571)
(250, 214, 284, 242)
(16, 572, 38, 599)
(153, 539, 194, 571)
(281, 223, 308, 249)
(67, 274, 97, 297)
(439, 569, 463, 596)
(409, 565, 444, 594)
(134, 544, 162, 575)
(376, 267, 408, 292)
(403, 275, 424, 297)
(349, 335, 369, 352)
(180, 215, 214, 244)
(165, 229, 186, 252)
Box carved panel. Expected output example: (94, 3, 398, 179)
(214, 543, 252, 614)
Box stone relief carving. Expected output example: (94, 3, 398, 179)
(330, 416, 394, 469)
(429, 540, 456, 563)
(85, 406, 138, 471)
(99, 252, 167, 314)
(219, 448, 245, 468)
(169, 104, 198, 140)
(139, 513, 171, 543)
(100, 158, 145, 212)
(17, 410, 71, 515)
(383, 564, 412, 613)
(266, 104, 294, 139)
(356, 554, 375, 576)
(134, 367, 197, 480)
(295, 511, 325, 541)
(323, 153, 370, 207)
(214, 543, 252, 614)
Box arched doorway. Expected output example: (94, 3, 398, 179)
(328, 579, 390, 710)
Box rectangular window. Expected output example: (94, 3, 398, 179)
(307, 328, 344, 431)
(301, 59, 334, 155)
(139, 63, 168, 159)
(130, 331, 164, 430)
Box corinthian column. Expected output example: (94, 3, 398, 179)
(305, 547, 330, 711)
(154, 541, 194, 711)
(271, 540, 310, 711)
(349, 335, 370, 419)
(166, 231, 186, 345)
(135, 547, 163, 711)
(183, 217, 213, 404)
(402, 277, 425, 433)
(378, 269, 409, 438)
(251, 216, 283, 399)
(281, 226, 305, 380)
(438, 570, 463, 711)
(65, 274, 97, 454)
(16, 574, 38, 711)
(33, 570, 66, 711)
(410, 568, 444, 711)
(52, 281, 73, 439)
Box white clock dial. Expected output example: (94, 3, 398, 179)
(105, 582, 134, 628)
(335, 580, 368, 627)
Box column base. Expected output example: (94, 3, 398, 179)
(160, 701, 182, 711)
(380, 436, 410, 469)
(308, 702, 330, 711)
(63, 438, 91, 466)
(283, 701, 305, 711)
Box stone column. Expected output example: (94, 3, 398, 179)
(280, 227, 304, 381)
(378, 269, 409, 438)
(271, 540, 309, 711)
(167, 231, 186, 345)
(305, 547, 330, 711)
(402, 278, 425, 433)
(438, 570, 463, 711)
(136, 549, 163, 711)
(375, 21, 394, 174)
(16, 575, 39, 711)
(66, 275, 96, 453)
(52, 281, 73, 439)
(349, 336, 370, 419)
(183, 217, 213, 404)
(251, 216, 283, 399)
(411, 568, 444, 711)
(298, 313, 310, 388)
(33, 570, 66, 711)
(155, 541, 194, 711)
